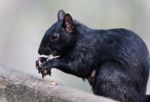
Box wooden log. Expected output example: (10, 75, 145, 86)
(0, 66, 117, 102)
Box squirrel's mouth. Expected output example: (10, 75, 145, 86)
(47, 51, 60, 60)
(39, 50, 60, 61)
(49, 50, 58, 56)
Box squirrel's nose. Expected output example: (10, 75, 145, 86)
(38, 49, 44, 55)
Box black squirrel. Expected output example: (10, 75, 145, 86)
(36, 10, 150, 102)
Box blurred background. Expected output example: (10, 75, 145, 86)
(0, 0, 150, 94)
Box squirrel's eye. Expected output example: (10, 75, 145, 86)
(51, 33, 60, 40)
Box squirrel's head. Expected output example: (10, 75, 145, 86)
(38, 10, 77, 56)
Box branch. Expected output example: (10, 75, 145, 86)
(0, 66, 117, 102)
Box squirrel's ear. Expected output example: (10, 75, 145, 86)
(63, 14, 75, 33)
(57, 10, 65, 21)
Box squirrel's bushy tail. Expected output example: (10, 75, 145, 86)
(145, 95, 150, 102)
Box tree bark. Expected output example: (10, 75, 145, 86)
(0, 66, 116, 102)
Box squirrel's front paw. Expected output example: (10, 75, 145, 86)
(36, 57, 51, 78)
(39, 66, 51, 78)
(36, 57, 47, 68)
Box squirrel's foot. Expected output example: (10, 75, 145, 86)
(36, 57, 51, 78)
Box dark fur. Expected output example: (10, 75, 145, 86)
(36, 10, 150, 102)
